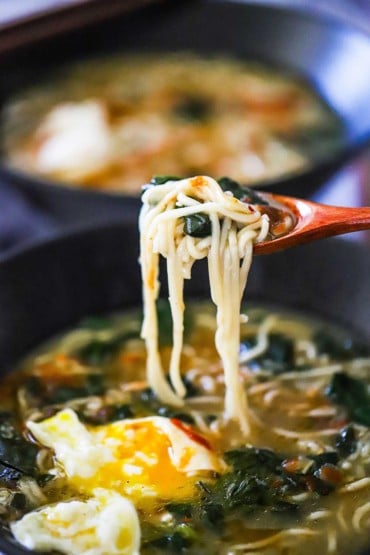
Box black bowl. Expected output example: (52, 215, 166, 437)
(0, 224, 370, 554)
(0, 0, 370, 227)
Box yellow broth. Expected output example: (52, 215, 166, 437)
(2, 54, 343, 193)
(0, 302, 369, 555)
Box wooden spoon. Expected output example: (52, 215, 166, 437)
(254, 194, 370, 255)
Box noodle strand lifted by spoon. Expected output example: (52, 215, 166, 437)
(139, 176, 269, 434)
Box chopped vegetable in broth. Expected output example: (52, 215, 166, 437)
(1, 302, 370, 554)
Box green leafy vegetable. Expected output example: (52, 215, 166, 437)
(197, 448, 300, 527)
(150, 176, 182, 186)
(10, 493, 27, 511)
(0, 414, 39, 478)
(142, 522, 196, 553)
(156, 299, 193, 347)
(196, 446, 341, 529)
(135, 386, 196, 423)
(0, 462, 22, 485)
(148, 446, 343, 551)
(79, 403, 134, 426)
(335, 426, 357, 457)
(47, 373, 105, 404)
(173, 96, 211, 122)
(165, 502, 193, 519)
(75, 331, 139, 366)
(218, 177, 268, 204)
(241, 333, 295, 374)
(313, 330, 370, 360)
(183, 213, 211, 238)
(22, 373, 106, 407)
(326, 372, 370, 426)
(156, 299, 173, 347)
(307, 452, 339, 471)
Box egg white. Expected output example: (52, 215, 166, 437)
(11, 488, 140, 555)
(13, 408, 224, 554)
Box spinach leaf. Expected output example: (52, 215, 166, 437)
(160, 447, 342, 548)
(47, 373, 105, 404)
(0, 462, 22, 485)
(142, 522, 196, 553)
(314, 330, 370, 360)
(197, 446, 342, 529)
(0, 439, 39, 477)
(173, 96, 211, 122)
(326, 372, 370, 426)
(197, 447, 300, 528)
(10, 492, 27, 511)
(156, 299, 193, 347)
(241, 333, 295, 374)
(23, 373, 106, 407)
(165, 502, 193, 519)
(335, 426, 357, 457)
(76, 331, 139, 366)
(156, 299, 174, 347)
(0, 414, 39, 477)
(183, 213, 211, 238)
(218, 177, 268, 205)
(150, 176, 183, 186)
(307, 452, 339, 472)
(135, 385, 196, 423)
(157, 407, 195, 424)
(79, 403, 134, 425)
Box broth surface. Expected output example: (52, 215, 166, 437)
(1, 54, 344, 193)
(1, 302, 370, 554)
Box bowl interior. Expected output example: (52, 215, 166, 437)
(0, 224, 370, 554)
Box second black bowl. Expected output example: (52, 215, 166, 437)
(0, 0, 370, 227)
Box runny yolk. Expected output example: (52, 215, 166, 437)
(70, 421, 198, 506)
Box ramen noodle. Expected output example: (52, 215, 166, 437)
(1, 303, 370, 554)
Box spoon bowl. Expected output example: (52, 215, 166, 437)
(255, 194, 370, 255)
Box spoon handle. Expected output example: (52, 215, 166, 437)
(255, 196, 370, 255)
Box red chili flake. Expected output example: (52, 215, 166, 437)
(170, 418, 211, 450)
(328, 417, 349, 430)
(282, 458, 302, 473)
(317, 464, 342, 485)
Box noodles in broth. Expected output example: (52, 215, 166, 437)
(0, 176, 369, 555)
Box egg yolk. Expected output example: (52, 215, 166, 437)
(27, 410, 222, 509)
(73, 420, 199, 504)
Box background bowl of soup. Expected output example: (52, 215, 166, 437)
(0, 223, 370, 554)
(0, 0, 369, 226)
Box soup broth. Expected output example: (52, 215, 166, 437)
(1, 302, 370, 554)
(1, 54, 344, 193)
